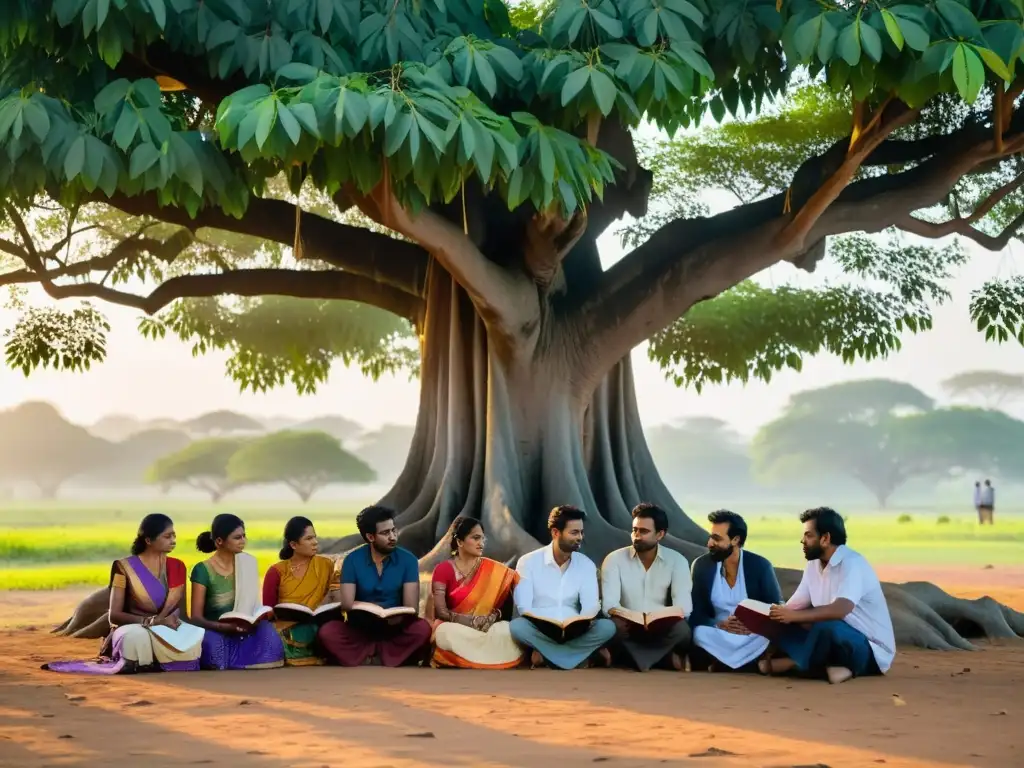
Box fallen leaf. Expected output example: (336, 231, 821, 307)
(404, 732, 435, 738)
(58, 735, 74, 740)
(126, 700, 153, 708)
(688, 747, 736, 757)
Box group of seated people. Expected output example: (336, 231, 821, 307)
(45, 502, 896, 685)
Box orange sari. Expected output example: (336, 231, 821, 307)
(430, 558, 523, 669)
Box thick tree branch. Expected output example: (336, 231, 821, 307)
(360, 184, 536, 337)
(524, 208, 588, 292)
(99, 192, 429, 298)
(29, 267, 423, 320)
(898, 210, 1024, 251)
(580, 122, 1009, 384)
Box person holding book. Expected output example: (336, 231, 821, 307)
(689, 510, 782, 672)
(45, 513, 205, 675)
(262, 516, 341, 667)
(762, 507, 895, 684)
(318, 505, 431, 667)
(189, 514, 284, 671)
(428, 516, 524, 669)
(601, 503, 693, 672)
(510, 505, 616, 669)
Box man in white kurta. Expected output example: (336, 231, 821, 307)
(689, 510, 783, 671)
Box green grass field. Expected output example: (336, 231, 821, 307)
(0, 500, 1022, 590)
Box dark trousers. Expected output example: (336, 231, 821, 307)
(775, 620, 880, 678)
(318, 618, 431, 667)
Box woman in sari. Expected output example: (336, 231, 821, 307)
(262, 516, 339, 666)
(189, 513, 284, 671)
(46, 514, 204, 674)
(429, 516, 524, 669)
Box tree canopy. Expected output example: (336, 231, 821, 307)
(3, 0, 1024, 395)
(752, 379, 1024, 506)
(942, 368, 1024, 408)
(145, 435, 244, 500)
(226, 429, 375, 501)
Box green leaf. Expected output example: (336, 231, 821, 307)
(289, 102, 320, 137)
(794, 16, 822, 61)
(475, 53, 498, 97)
(591, 9, 623, 38)
(896, 18, 929, 52)
(859, 21, 882, 63)
(335, 88, 368, 138)
(129, 143, 161, 178)
(935, 0, 981, 41)
(143, 0, 166, 29)
(537, 133, 555, 184)
(590, 70, 617, 116)
(973, 46, 1013, 82)
(112, 107, 139, 150)
(837, 23, 861, 67)
(561, 66, 591, 106)
(276, 62, 319, 83)
(277, 105, 302, 144)
(952, 44, 985, 103)
(64, 135, 86, 180)
(880, 9, 903, 51)
(21, 101, 50, 142)
(94, 79, 131, 114)
(254, 99, 277, 149)
(384, 109, 412, 157)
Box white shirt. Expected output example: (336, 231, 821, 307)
(973, 485, 982, 506)
(980, 485, 995, 506)
(600, 545, 692, 616)
(787, 545, 896, 673)
(513, 543, 600, 621)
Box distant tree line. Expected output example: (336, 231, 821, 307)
(2, 371, 1022, 507)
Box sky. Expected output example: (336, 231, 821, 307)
(3, 221, 1024, 435)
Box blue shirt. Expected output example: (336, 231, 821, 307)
(340, 544, 419, 609)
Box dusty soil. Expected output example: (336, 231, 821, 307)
(0, 572, 1021, 768)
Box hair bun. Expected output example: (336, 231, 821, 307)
(279, 545, 293, 560)
(195, 531, 216, 553)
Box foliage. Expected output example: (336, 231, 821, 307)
(648, 235, 967, 391)
(942, 368, 1024, 408)
(897, 514, 913, 524)
(225, 430, 376, 502)
(753, 380, 1024, 506)
(82, 427, 192, 485)
(0, 401, 114, 496)
(139, 295, 417, 393)
(179, 409, 263, 434)
(145, 436, 246, 501)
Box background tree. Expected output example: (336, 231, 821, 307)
(754, 381, 1024, 506)
(645, 417, 756, 503)
(226, 430, 376, 502)
(144, 437, 245, 502)
(82, 427, 192, 486)
(0, 401, 113, 497)
(942, 369, 1024, 410)
(289, 415, 364, 444)
(5, 1, 1023, 646)
(180, 410, 265, 436)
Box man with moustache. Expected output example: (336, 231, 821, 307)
(764, 507, 895, 684)
(601, 503, 693, 671)
(510, 505, 616, 669)
(689, 510, 783, 671)
(317, 505, 431, 667)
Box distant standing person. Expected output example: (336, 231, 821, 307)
(979, 479, 995, 525)
(973, 481, 982, 524)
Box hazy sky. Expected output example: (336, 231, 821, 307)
(3, 220, 1023, 434)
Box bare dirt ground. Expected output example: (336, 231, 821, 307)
(0, 569, 1021, 768)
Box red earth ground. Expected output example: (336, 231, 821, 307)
(0, 567, 1021, 768)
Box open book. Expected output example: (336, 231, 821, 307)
(521, 612, 596, 643)
(609, 606, 684, 634)
(149, 622, 205, 652)
(734, 599, 784, 639)
(344, 602, 417, 631)
(274, 602, 342, 625)
(219, 605, 274, 628)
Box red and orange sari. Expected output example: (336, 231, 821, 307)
(429, 557, 524, 669)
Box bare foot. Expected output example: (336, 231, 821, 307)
(529, 650, 546, 668)
(707, 661, 720, 673)
(595, 648, 612, 668)
(758, 657, 796, 676)
(827, 666, 853, 684)
(670, 652, 684, 671)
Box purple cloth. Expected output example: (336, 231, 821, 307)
(46, 557, 199, 675)
(200, 621, 284, 670)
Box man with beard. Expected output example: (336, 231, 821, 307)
(510, 505, 616, 669)
(763, 507, 895, 684)
(317, 505, 431, 666)
(600, 503, 693, 671)
(689, 510, 783, 672)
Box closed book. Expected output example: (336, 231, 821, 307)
(734, 599, 784, 639)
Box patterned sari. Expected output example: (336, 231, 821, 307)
(46, 556, 203, 675)
(430, 557, 524, 669)
(264, 555, 339, 666)
(193, 552, 284, 671)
